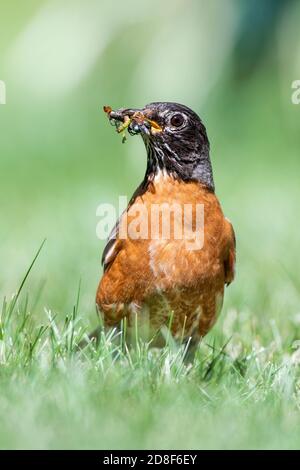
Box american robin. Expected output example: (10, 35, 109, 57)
(95, 102, 235, 356)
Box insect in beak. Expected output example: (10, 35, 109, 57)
(103, 105, 162, 143)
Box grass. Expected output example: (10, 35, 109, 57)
(1, 238, 300, 450)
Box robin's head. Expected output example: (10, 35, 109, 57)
(105, 102, 214, 191)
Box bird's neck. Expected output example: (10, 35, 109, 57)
(143, 138, 215, 192)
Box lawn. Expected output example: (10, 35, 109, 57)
(1, 237, 300, 449)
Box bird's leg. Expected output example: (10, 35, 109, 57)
(77, 323, 123, 352)
(183, 336, 200, 364)
(77, 325, 102, 349)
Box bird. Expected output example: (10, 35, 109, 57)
(94, 102, 236, 358)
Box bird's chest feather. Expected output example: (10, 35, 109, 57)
(124, 176, 225, 291)
(98, 176, 229, 338)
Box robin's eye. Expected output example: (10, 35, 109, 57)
(170, 113, 185, 128)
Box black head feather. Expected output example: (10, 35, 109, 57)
(139, 102, 214, 191)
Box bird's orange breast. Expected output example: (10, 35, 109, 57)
(97, 175, 235, 341)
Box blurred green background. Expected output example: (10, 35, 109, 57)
(0, 0, 300, 449)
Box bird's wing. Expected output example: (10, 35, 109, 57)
(224, 218, 236, 286)
(101, 216, 123, 271)
(101, 180, 149, 271)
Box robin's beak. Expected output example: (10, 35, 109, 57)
(103, 106, 162, 136)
